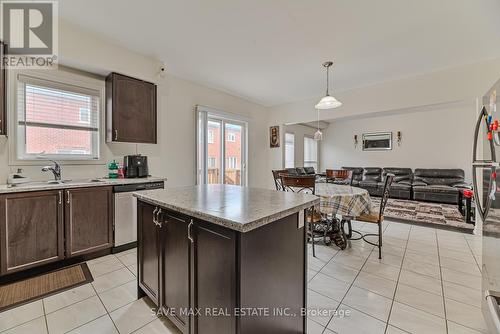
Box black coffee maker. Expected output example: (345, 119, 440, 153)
(124, 155, 149, 178)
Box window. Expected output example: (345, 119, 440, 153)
(285, 133, 295, 168)
(196, 106, 248, 186)
(227, 133, 236, 142)
(16, 75, 100, 160)
(227, 156, 237, 169)
(208, 130, 215, 144)
(304, 136, 318, 171)
(208, 157, 216, 168)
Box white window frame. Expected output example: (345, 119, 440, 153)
(285, 132, 295, 168)
(8, 69, 105, 165)
(207, 157, 216, 168)
(196, 105, 248, 186)
(303, 135, 319, 171)
(227, 156, 237, 169)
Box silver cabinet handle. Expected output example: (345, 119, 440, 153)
(152, 207, 158, 225)
(156, 208, 163, 228)
(66, 190, 70, 204)
(114, 129, 118, 141)
(187, 219, 194, 243)
(58, 191, 62, 205)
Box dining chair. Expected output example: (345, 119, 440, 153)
(281, 175, 322, 257)
(326, 169, 353, 185)
(342, 174, 394, 259)
(272, 169, 288, 191)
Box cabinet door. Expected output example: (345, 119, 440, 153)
(137, 200, 160, 305)
(191, 221, 236, 334)
(65, 186, 113, 257)
(161, 212, 190, 333)
(108, 73, 157, 143)
(0, 190, 64, 275)
(0, 41, 6, 136)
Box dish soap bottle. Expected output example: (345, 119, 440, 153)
(108, 160, 119, 179)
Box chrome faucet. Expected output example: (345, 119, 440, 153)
(42, 160, 62, 181)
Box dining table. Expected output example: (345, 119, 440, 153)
(315, 182, 373, 217)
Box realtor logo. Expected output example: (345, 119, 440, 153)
(1, 0, 58, 68)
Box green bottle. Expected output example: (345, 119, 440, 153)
(108, 160, 119, 179)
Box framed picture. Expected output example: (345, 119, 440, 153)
(362, 132, 392, 151)
(270, 126, 280, 148)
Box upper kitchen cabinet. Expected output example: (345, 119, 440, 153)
(0, 42, 6, 136)
(106, 72, 157, 144)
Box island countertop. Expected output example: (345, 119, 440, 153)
(133, 184, 319, 232)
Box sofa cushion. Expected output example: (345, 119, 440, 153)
(413, 168, 465, 186)
(359, 180, 379, 188)
(413, 185, 459, 195)
(379, 182, 411, 191)
(383, 167, 413, 183)
(363, 167, 383, 182)
(303, 167, 316, 175)
(342, 167, 364, 182)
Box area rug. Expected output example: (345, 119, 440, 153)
(371, 198, 474, 231)
(0, 263, 93, 312)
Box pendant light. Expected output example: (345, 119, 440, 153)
(315, 61, 342, 109)
(314, 109, 323, 141)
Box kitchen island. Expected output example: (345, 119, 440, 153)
(134, 184, 319, 334)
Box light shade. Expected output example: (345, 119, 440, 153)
(314, 129, 323, 141)
(315, 95, 342, 109)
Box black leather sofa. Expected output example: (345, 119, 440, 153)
(359, 168, 384, 197)
(342, 167, 364, 186)
(382, 168, 413, 200)
(340, 167, 470, 204)
(412, 169, 470, 204)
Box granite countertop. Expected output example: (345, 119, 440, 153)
(0, 176, 166, 194)
(133, 184, 320, 233)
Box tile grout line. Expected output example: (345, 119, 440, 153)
(436, 228, 449, 334)
(320, 221, 392, 334)
(88, 276, 122, 334)
(383, 224, 412, 334)
(41, 299, 50, 333)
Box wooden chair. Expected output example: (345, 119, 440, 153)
(281, 175, 322, 257)
(326, 169, 353, 185)
(342, 174, 394, 259)
(272, 169, 288, 191)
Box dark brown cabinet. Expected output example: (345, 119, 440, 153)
(137, 200, 307, 334)
(162, 212, 191, 333)
(191, 221, 236, 334)
(106, 72, 157, 144)
(65, 186, 114, 257)
(0, 41, 6, 136)
(0, 190, 64, 275)
(137, 201, 161, 305)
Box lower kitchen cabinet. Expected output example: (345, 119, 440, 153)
(0, 190, 64, 275)
(191, 221, 236, 334)
(137, 200, 161, 305)
(65, 186, 114, 257)
(162, 211, 191, 333)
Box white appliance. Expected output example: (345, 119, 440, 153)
(113, 181, 164, 247)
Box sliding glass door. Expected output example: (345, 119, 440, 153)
(197, 107, 247, 186)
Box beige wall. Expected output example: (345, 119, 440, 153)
(320, 102, 475, 182)
(0, 20, 270, 188)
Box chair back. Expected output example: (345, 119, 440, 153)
(378, 173, 395, 219)
(326, 169, 353, 185)
(281, 175, 316, 194)
(272, 169, 288, 191)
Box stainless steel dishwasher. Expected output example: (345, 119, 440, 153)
(113, 181, 164, 251)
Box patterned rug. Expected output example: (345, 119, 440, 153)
(371, 198, 474, 231)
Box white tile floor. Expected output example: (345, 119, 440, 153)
(0, 219, 487, 334)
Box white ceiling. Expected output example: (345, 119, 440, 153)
(59, 0, 500, 107)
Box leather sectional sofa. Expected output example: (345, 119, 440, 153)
(341, 167, 471, 204)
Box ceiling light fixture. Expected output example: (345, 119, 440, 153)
(315, 61, 342, 110)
